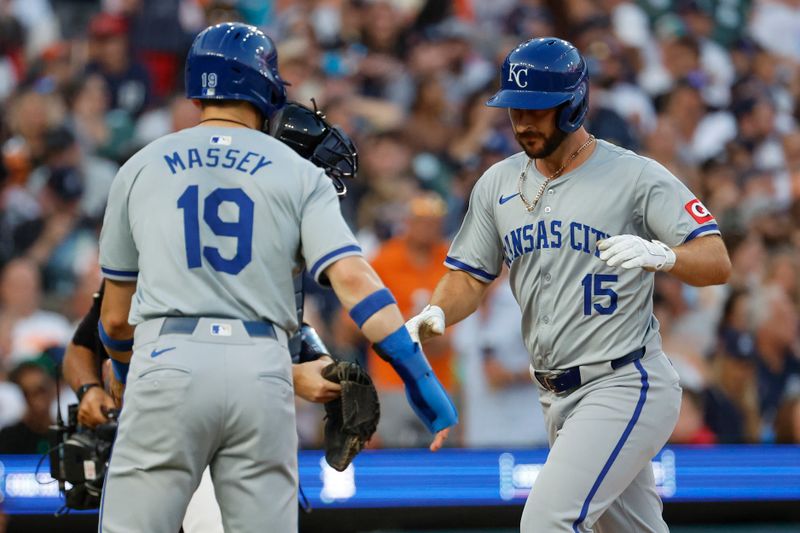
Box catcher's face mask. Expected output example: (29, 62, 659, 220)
(269, 100, 358, 197)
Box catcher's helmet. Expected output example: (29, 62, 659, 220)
(185, 23, 287, 120)
(270, 101, 358, 196)
(487, 37, 589, 133)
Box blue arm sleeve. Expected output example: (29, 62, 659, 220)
(374, 326, 458, 433)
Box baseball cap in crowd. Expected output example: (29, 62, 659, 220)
(89, 13, 128, 39)
(46, 166, 84, 202)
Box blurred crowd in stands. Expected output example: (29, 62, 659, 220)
(0, 0, 799, 458)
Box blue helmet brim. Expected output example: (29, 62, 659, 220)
(486, 89, 572, 110)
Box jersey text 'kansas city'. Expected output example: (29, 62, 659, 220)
(446, 139, 719, 370)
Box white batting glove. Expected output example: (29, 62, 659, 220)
(404, 305, 445, 343)
(597, 235, 676, 271)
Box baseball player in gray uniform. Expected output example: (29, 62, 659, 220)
(96, 23, 456, 533)
(406, 38, 731, 532)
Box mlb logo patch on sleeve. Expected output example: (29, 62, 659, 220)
(684, 199, 714, 223)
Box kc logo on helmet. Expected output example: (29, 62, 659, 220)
(684, 199, 715, 223)
(508, 64, 529, 88)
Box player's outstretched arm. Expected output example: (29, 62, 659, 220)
(324, 256, 458, 451)
(407, 270, 491, 344)
(598, 234, 730, 286)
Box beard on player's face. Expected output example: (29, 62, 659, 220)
(514, 127, 568, 159)
(509, 106, 567, 159)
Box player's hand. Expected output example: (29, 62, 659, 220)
(293, 356, 342, 403)
(402, 359, 458, 441)
(78, 386, 117, 428)
(598, 235, 676, 271)
(404, 305, 445, 343)
(430, 427, 450, 452)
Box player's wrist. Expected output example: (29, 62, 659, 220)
(423, 304, 445, 322)
(651, 240, 676, 271)
(76, 382, 102, 403)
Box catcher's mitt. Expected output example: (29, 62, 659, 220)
(321, 360, 380, 471)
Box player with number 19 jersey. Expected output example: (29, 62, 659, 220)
(446, 139, 719, 371)
(99, 126, 362, 331)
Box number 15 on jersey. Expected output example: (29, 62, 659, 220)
(582, 273, 617, 315)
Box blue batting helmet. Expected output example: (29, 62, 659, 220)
(487, 37, 589, 133)
(185, 23, 287, 120)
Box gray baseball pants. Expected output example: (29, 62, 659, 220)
(99, 317, 297, 533)
(521, 350, 681, 532)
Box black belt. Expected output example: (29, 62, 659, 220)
(534, 347, 645, 393)
(158, 317, 277, 339)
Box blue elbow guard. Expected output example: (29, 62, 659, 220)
(374, 326, 458, 433)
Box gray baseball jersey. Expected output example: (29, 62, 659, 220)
(447, 138, 713, 532)
(446, 139, 719, 370)
(99, 126, 362, 333)
(98, 126, 362, 533)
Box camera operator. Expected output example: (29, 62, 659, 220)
(62, 280, 340, 532)
(63, 282, 340, 426)
(62, 283, 117, 428)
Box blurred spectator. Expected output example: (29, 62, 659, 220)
(0, 259, 72, 368)
(703, 290, 761, 443)
(0, 379, 25, 428)
(6, 0, 59, 58)
(752, 285, 800, 438)
(86, 12, 152, 117)
(26, 125, 118, 221)
(65, 73, 134, 163)
(750, 0, 800, 61)
(774, 395, 800, 443)
(356, 130, 417, 250)
(402, 76, 454, 155)
(454, 271, 547, 447)
(678, 1, 735, 108)
(5, 88, 66, 163)
(363, 192, 455, 447)
(134, 92, 201, 145)
(13, 165, 98, 296)
(0, 361, 56, 454)
(670, 389, 716, 445)
(0, 10, 25, 102)
(126, 0, 194, 101)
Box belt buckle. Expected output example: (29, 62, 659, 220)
(538, 370, 564, 392)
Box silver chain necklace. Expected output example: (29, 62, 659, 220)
(518, 135, 596, 213)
